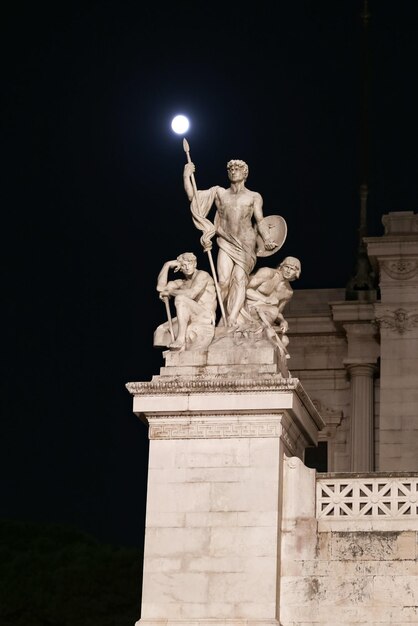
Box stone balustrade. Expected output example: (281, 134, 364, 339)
(316, 473, 418, 531)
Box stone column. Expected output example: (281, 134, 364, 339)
(374, 306, 418, 470)
(330, 303, 379, 472)
(127, 376, 323, 626)
(366, 211, 418, 471)
(345, 362, 376, 471)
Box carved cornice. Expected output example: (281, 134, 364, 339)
(127, 375, 324, 435)
(375, 308, 418, 334)
(126, 376, 300, 396)
(381, 259, 418, 280)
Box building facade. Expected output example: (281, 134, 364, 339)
(286, 210, 418, 473)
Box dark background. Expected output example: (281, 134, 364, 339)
(3, 0, 418, 556)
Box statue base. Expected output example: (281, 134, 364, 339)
(158, 327, 290, 379)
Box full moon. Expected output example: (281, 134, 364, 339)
(171, 115, 190, 134)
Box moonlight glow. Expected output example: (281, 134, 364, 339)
(171, 115, 190, 134)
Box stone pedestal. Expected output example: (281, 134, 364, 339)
(126, 335, 324, 626)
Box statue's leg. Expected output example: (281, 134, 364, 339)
(227, 265, 247, 326)
(216, 250, 233, 323)
(169, 295, 192, 349)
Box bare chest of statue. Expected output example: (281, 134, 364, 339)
(215, 189, 255, 236)
(260, 274, 291, 303)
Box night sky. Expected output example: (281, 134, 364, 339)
(3, 1, 418, 548)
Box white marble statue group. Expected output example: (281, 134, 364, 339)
(153, 147, 301, 356)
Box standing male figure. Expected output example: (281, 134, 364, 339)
(183, 159, 278, 327)
(154, 252, 217, 351)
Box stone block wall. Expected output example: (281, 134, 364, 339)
(280, 457, 418, 625)
(139, 432, 285, 624)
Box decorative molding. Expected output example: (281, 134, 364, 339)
(381, 259, 418, 280)
(147, 415, 301, 453)
(375, 308, 418, 334)
(126, 376, 300, 396)
(285, 456, 300, 470)
(148, 419, 283, 440)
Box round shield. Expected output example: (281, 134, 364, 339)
(256, 215, 287, 257)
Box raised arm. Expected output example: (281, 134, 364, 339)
(169, 270, 210, 301)
(156, 260, 181, 295)
(183, 162, 196, 202)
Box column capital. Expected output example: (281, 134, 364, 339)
(343, 361, 377, 377)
